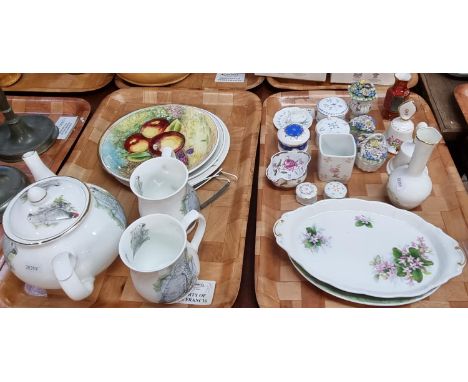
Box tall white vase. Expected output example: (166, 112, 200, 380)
(387, 127, 442, 209)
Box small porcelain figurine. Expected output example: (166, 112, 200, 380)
(387, 126, 442, 209)
(2, 151, 126, 301)
(384, 100, 416, 154)
(348, 80, 377, 116)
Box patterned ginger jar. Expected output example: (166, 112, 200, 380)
(2, 151, 127, 301)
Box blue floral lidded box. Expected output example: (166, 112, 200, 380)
(277, 123, 311, 151)
(349, 115, 376, 145)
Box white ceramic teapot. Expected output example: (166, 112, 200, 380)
(2, 151, 127, 301)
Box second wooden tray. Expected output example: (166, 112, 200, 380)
(0, 88, 261, 307)
(256, 91, 468, 308)
(267, 74, 419, 91)
(454, 83, 468, 126)
(115, 73, 265, 91)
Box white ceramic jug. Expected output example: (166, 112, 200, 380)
(2, 151, 127, 301)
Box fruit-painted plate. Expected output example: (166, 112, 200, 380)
(274, 199, 466, 298)
(289, 257, 439, 306)
(99, 104, 220, 184)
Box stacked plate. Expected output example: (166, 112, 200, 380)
(274, 198, 466, 306)
(99, 104, 230, 187)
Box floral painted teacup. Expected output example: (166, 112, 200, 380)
(130, 147, 200, 222)
(318, 133, 356, 183)
(119, 210, 206, 304)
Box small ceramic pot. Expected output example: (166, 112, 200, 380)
(324, 181, 347, 199)
(318, 133, 356, 183)
(119, 210, 205, 304)
(349, 115, 376, 145)
(348, 80, 377, 116)
(355, 133, 388, 172)
(277, 124, 310, 151)
(316, 97, 349, 121)
(273, 107, 314, 130)
(130, 147, 200, 221)
(296, 182, 318, 205)
(266, 151, 311, 188)
(315, 117, 350, 146)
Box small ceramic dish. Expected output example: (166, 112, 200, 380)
(277, 124, 310, 151)
(316, 97, 348, 121)
(266, 151, 311, 188)
(315, 117, 350, 146)
(273, 107, 314, 130)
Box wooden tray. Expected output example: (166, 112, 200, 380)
(267, 74, 419, 91)
(256, 91, 468, 308)
(454, 83, 468, 126)
(115, 73, 264, 91)
(2, 74, 114, 92)
(0, 88, 261, 307)
(0, 96, 91, 180)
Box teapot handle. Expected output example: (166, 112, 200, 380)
(181, 210, 206, 252)
(52, 252, 94, 301)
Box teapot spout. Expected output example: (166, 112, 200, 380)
(22, 151, 56, 181)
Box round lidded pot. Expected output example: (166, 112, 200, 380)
(277, 123, 311, 151)
(296, 182, 318, 205)
(2, 151, 127, 301)
(315, 117, 350, 146)
(324, 181, 347, 199)
(348, 80, 377, 116)
(316, 97, 349, 121)
(349, 115, 377, 146)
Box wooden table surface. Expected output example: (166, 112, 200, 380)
(1, 74, 467, 308)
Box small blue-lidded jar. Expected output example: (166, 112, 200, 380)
(277, 124, 311, 151)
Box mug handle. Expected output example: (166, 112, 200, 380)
(52, 252, 94, 301)
(181, 210, 206, 252)
(161, 147, 175, 158)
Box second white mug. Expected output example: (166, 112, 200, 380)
(130, 147, 200, 221)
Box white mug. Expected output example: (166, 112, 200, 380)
(130, 147, 200, 221)
(318, 133, 356, 183)
(119, 210, 206, 303)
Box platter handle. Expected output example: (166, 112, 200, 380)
(455, 244, 467, 267)
(273, 219, 285, 237)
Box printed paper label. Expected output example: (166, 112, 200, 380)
(56, 116, 78, 140)
(215, 73, 245, 83)
(178, 280, 216, 305)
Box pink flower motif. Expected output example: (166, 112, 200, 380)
(283, 159, 297, 170)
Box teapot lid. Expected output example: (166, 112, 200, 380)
(3, 176, 90, 245)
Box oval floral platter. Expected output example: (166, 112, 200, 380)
(289, 257, 439, 306)
(274, 199, 466, 298)
(99, 104, 220, 184)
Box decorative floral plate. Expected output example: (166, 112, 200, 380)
(99, 104, 220, 184)
(289, 257, 439, 306)
(274, 199, 466, 298)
